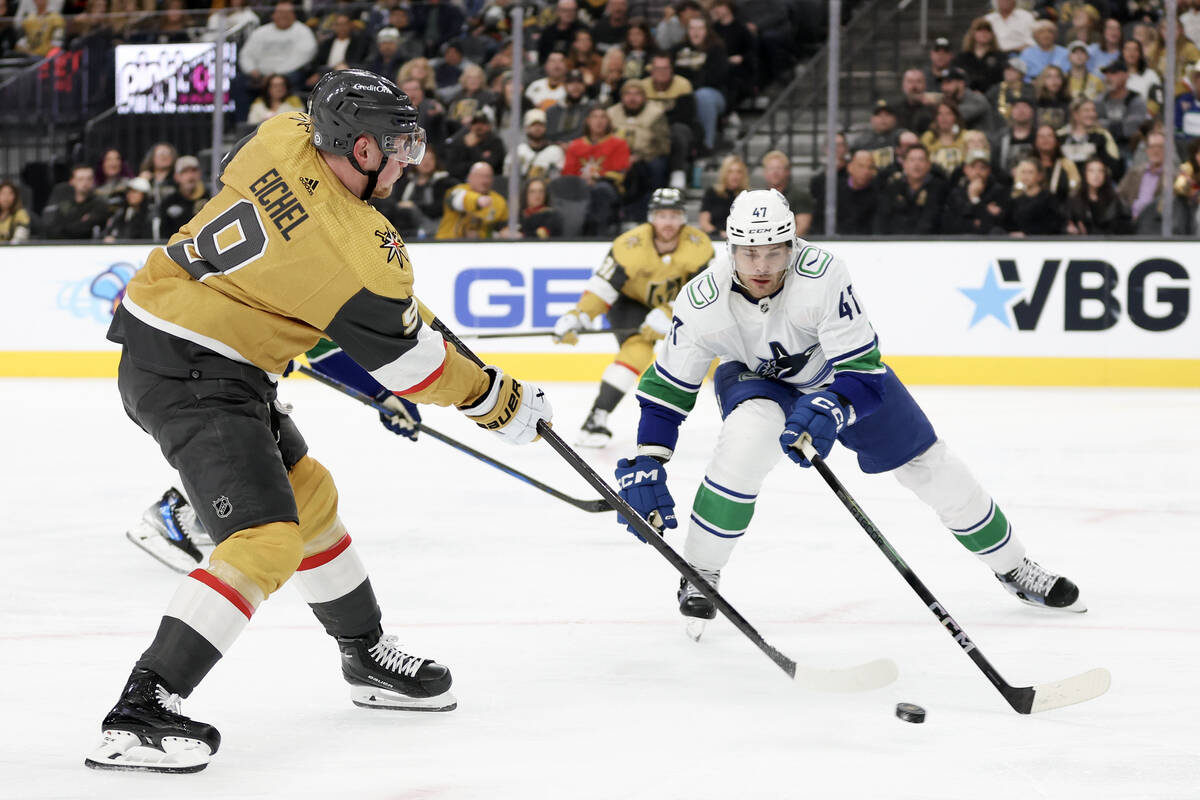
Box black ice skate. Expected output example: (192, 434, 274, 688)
(575, 408, 613, 448)
(125, 488, 210, 573)
(84, 668, 220, 773)
(678, 567, 720, 641)
(338, 627, 456, 711)
(996, 557, 1086, 612)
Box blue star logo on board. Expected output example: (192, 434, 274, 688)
(374, 228, 408, 267)
(959, 263, 1022, 328)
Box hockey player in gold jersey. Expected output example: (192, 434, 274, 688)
(86, 69, 552, 774)
(553, 188, 714, 446)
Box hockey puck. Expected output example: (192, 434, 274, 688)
(895, 702, 926, 723)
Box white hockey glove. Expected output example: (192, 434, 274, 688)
(639, 305, 673, 340)
(553, 309, 590, 345)
(460, 366, 553, 445)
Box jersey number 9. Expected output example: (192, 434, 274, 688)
(166, 200, 270, 281)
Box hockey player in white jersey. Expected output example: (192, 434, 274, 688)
(614, 188, 1085, 636)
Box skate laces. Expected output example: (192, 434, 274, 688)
(1012, 559, 1057, 596)
(684, 568, 720, 599)
(154, 685, 183, 716)
(368, 635, 426, 678)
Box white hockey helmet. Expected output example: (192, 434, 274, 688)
(725, 189, 797, 286)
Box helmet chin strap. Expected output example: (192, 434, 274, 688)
(347, 146, 383, 201)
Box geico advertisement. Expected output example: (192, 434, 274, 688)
(1, 241, 1192, 358)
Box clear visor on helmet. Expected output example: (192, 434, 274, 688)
(382, 127, 427, 165)
(731, 241, 793, 276)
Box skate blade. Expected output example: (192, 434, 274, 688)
(350, 684, 457, 712)
(125, 526, 202, 574)
(84, 730, 210, 773)
(574, 431, 612, 448)
(684, 618, 707, 641)
(1015, 595, 1088, 614)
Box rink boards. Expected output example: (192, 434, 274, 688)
(1, 239, 1196, 386)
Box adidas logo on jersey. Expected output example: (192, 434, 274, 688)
(299, 177, 320, 195)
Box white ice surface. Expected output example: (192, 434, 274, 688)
(0, 378, 1197, 799)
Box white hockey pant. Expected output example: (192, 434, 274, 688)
(891, 439, 1025, 575)
(683, 399, 785, 572)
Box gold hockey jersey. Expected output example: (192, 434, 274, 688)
(576, 223, 714, 318)
(109, 112, 488, 408)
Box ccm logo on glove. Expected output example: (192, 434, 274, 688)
(617, 467, 660, 487)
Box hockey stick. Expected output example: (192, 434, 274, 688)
(432, 317, 898, 693)
(458, 328, 638, 340)
(796, 436, 1111, 713)
(295, 365, 611, 513)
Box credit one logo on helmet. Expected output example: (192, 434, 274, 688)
(968, 258, 1189, 331)
(352, 83, 390, 92)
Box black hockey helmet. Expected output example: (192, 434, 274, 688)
(308, 69, 426, 166)
(647, 187, 686, 219)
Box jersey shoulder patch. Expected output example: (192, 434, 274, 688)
(794, 244, 833, 279)
(684, 271, 721, 309)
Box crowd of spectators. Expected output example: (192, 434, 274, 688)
(817, 0, 1200, 236)
(1, 0, 812, 242)
(4, 0, 1198, 242)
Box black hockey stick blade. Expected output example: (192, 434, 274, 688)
(458, 328, 637, 340)
(295, 365, 610, 513)
(433, 318, 898, 693)
(797, 437, 1110, 713)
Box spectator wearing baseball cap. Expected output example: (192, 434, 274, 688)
(1018, 20, 1069, 84)
(442, 105, 507, 181)
(943, 147, 1008, 234)
(607, 78, 671, 219)
(1065, 39, 1105, 102)
(102, 177, 158, 242)
(159, 155, 211, 240)
(992, 96, 1038, 177)
(363, 27, 418, 81)
(986, 57, 1035, 124)
(545, 70, 593, 144)
(1097, 56, 1150, 153)
(940, 66, 993, 131)
(503, 108, 566, 182)
(850, 99, 901, 168)
(985, 0, 1035, 54)
(921, 36, 956, 89)
(953, 17, 1007, 94)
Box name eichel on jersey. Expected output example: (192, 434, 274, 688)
(249, 168, 310, 241)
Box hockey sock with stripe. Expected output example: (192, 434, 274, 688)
(293, 533, 382, 639)
(135, 568, 256, 696)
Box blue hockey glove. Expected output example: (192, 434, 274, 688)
(614, 455, 677, 542)
(373, 389, 421, 441)
(779, 391, 848, 467)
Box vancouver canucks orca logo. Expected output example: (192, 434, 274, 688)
(755, 342, 819, 380)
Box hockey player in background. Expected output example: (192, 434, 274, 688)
(552, 187, 714, 447)
(126, 339, 422, 573)
(86, 69, 552, 773)
(614, 189, 1085, 639)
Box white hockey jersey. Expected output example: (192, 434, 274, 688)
(635, 240, 886, 451)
